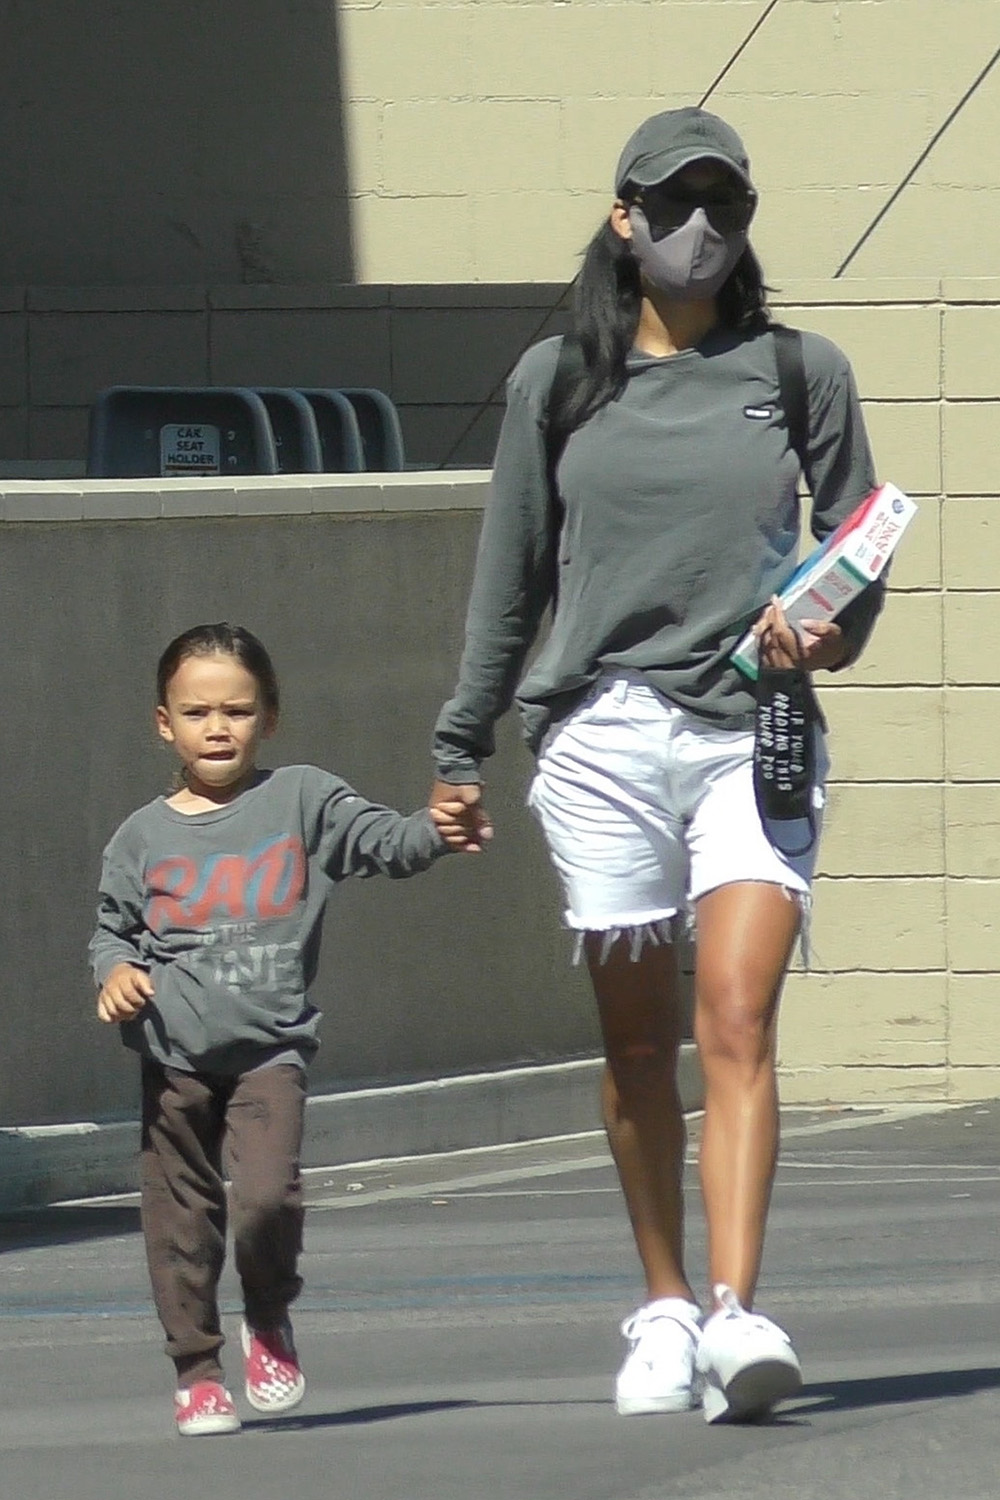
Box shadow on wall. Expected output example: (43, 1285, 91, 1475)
(0, 2, 352, 285)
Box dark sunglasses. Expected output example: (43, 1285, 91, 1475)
(629, 184, 757, 241)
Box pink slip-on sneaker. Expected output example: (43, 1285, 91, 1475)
(241, 1319, 306, 1413)
(174, 1380, 241, 1436)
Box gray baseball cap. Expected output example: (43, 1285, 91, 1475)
(614, 107, 753, 195)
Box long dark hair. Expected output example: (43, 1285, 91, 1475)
(549, 210, 771, 449)
(156, 623, 280, 715)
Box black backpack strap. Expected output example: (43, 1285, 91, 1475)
(773, 323, 809, 474)
(544, 333, 587, 487)
(540, 334, 587, 603)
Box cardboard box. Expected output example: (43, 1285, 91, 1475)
(732, 481, 917, 680)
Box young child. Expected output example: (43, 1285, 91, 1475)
(91, 622, 476, 1437)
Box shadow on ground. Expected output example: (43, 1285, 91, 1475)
(246, 1398, 609, 1434)
(242, 1368, 1000, 1437)
(792, 1366, 1000, 1416)
(0, 1203, 141, 1252)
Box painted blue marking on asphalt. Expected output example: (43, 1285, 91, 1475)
(1, 1271, 638, 1320)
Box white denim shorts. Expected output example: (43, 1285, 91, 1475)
(526, 672, 829, 958)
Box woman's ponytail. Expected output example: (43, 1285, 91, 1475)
(549, 222, 641, 445)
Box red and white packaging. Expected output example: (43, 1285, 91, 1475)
(732, 481, 917, 679)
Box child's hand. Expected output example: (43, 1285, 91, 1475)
(97, 963, 154, 1024)
(430, 792, 494, 853)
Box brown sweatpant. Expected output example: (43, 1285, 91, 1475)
(140, 1058, 306, 1387)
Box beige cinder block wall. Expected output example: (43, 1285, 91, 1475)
(339, 0, 1000, 286)
(3, 0, 997, 288)
(773, 279, 998, 1106)
(340, 0, 1000, 1105)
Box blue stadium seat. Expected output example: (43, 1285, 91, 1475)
(87, 387, 278, 478)
(295, 390, 366, 473)
(252, 389, 324, 473)
(337, 388, 406, 471)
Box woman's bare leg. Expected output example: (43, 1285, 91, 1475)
(587, 934, 695, 1304)
(693, 881, 800, 1309)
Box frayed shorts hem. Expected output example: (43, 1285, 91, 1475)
(566, 880, 813, 967)
(529, 674, 827, 971)
(568, 917, 676, 966)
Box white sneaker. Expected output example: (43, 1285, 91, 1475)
(614, 1297, 702, 1415)
(696, 1284, 802, 1424)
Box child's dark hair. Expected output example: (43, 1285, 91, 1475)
(156, 623, 280, 714)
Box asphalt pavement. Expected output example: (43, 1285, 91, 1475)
(2, 1101, 999, 1500)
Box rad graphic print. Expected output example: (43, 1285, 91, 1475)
(146, 836, 306, 931)
(145, 834, 307, 992)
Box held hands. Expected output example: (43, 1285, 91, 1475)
(97, 963, 154, 1024)
(752, 596, 847, 673)
(429, 780, 495, 854)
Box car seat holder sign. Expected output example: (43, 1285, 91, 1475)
(159, 423, 222, 474)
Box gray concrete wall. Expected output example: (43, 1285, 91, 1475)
(0, 473, 600, 1129)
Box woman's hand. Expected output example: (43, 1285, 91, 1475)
(429, 780, 494, 854)
(97, 963, 154, 1023)
(753, 596, 848, 673)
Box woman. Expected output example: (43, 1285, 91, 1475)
(431, 106, 883, 1423)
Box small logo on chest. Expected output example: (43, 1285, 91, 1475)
(744, 404, 775, 420)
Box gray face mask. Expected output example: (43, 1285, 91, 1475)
(627, 206, 747, 302)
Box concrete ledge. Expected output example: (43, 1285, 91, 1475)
(0, 1120, 139, 1211)
(0, 1048, 703, 1211)
(0, 471, 491, 522)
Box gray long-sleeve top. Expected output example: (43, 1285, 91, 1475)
(90, 766, 447, 1075)
(434, 325, 881, 783)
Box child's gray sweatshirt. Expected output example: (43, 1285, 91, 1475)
(90, 766, 447, 1076)
(434, 327, 881, 783)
